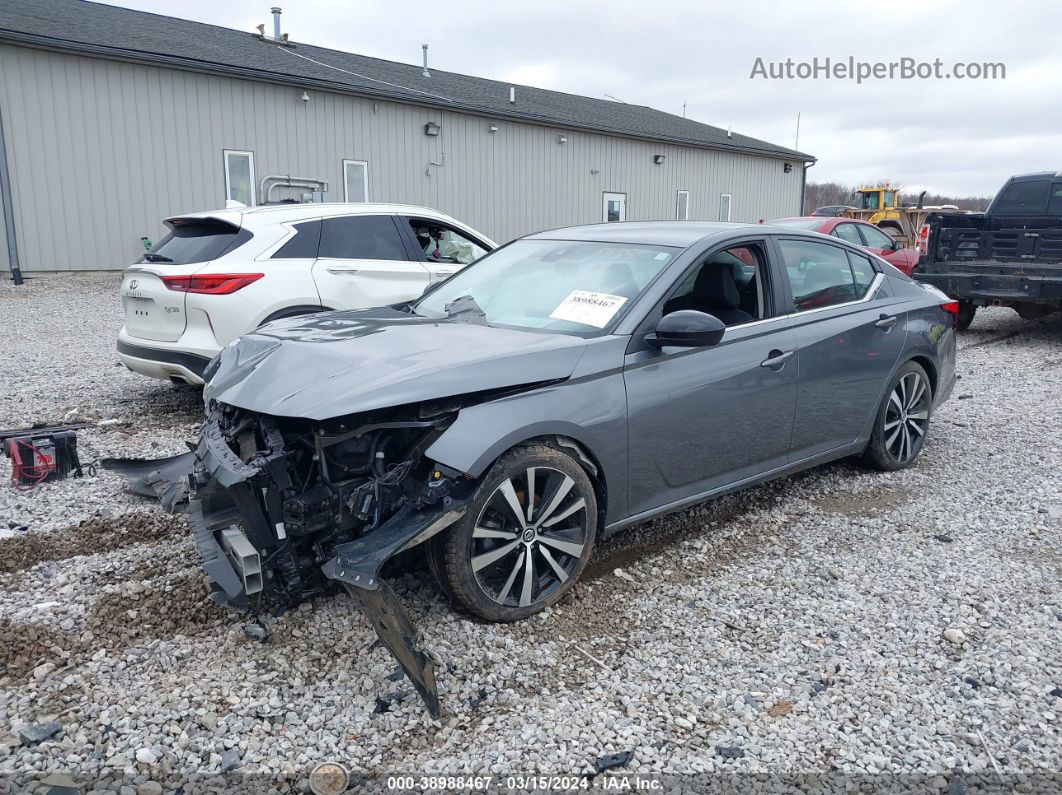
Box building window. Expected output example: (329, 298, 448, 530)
(343, 160, 369, 203)
(223, 150, 255, 206)
(719, 193, 732, 222)
(676, 190, 690, 220)
(603, 192, 627, 222)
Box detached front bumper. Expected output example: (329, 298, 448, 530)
(188, 415, 465, 718)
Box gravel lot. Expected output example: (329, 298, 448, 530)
(0, 273, 1059, 793)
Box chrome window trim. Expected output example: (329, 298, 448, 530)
(786, 272, 884, 318)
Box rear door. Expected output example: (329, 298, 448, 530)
(121, 217, 249, 342)
(776, 237, 908, 459)
(311, 214, 431, 309)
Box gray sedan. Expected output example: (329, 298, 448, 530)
(192, 221, 957, 715)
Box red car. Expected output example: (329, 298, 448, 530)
(769, 216, 920, 276)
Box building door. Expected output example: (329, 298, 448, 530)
(603, 192, 627, 222)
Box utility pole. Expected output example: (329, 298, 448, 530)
(682, 100, 687, 118)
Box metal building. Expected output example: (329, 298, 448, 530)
(0, 0, 814, 275)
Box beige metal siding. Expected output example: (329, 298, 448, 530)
(0, 44, 803, 271)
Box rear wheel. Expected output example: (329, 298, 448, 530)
(427, 445, 597, 622)
(862, 361, 932, 471)
(956, 300, 976, 331)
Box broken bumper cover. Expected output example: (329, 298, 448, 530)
(189, 416, 466, 718)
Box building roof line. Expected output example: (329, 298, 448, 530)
(0, 0, 816, 162)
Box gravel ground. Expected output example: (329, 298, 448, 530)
(0, 273, 1059, 793)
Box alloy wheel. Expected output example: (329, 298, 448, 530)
(884, 371, 930, 463)
(470, 466, 589, 607)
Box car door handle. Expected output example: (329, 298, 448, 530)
(326, 266, 360, 275)
(875, 314, 897, 329)
(760, 350, 793, 368)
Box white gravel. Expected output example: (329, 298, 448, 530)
(0, 273, 1059, 792)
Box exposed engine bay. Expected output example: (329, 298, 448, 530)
(188, 398, 477, 718)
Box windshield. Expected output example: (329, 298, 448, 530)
(415, 239, 676, 335)
(769, 218, 824, 230)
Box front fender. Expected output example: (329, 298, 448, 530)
(424, 371, 629, 524)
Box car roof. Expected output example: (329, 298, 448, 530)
(1005, 171, 1062, 183)
(167, 202, 462, 227)
(525, 221, 768, 248)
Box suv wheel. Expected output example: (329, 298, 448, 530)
(428, 445, 597, 622)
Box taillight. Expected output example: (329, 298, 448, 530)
(941, 300, 960, 328)
(162, 273, 263, 294)
(915, 224, 929, 255)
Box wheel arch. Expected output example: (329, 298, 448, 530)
(427, 421, 615, 525)
(906, 354, 938, 398)
(256, 303, 334, 327)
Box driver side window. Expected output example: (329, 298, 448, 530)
(407, 219, 488, 265)
(662, 244, 767, 327)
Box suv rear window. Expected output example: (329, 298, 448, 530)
(142, 218, 250, 265)
(991, 180, 1051, 215)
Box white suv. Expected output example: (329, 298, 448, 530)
(117, 204, 495, 384)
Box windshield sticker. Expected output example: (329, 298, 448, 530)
(654, 252, 671, 261)
(549, 290, 628, 328)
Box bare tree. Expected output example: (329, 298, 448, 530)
(804, 180, 991, 214)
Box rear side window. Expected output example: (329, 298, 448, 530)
(833, 223, 862, 244)
(1049, 183, 1062, 215)
(992, 180, 1050, 215)
(779, 239, 869, 312)
(142, 219, 249, 265)
(272, 220, 321, 259)
(847, 251, 877, 293)
(858, 224, 894, 249)
(319, 215, 407, 260)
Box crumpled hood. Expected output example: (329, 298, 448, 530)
(202, 308, 588, 420)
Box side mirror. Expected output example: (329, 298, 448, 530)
(648, 310, 726, 348)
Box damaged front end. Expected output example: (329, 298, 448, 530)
(189, 399, 472, 718)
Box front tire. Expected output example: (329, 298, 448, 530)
(427, 445, 597, 623)
(862, 361, 933, 471)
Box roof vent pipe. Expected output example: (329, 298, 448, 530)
(271, 7, 282, 40)
(422, 44, 430, 78)
(509, 86, 515, 104)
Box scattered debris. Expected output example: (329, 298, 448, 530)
(614, 567, 637, 584)
(716, 745, 745, 759)
(19, 721, 62, 745)
(243, 617, 270, 642)
(934, 533, 955, 543)
(964, 676, 981, 689)
(373, 692, 408, 714)
(594, 750, 633, 774)
(572, 643, 612, 672)
(469, 688, 489, 709)
(101, 452, 194, 513)
(958, 394, 973, 400)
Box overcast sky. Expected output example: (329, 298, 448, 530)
(101, 0, 1062, 198)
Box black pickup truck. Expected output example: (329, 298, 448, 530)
(914, 172, 1062, 329)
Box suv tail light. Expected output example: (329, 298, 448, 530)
(162, 273, 263, 295)
(941, 299, 960, 328)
